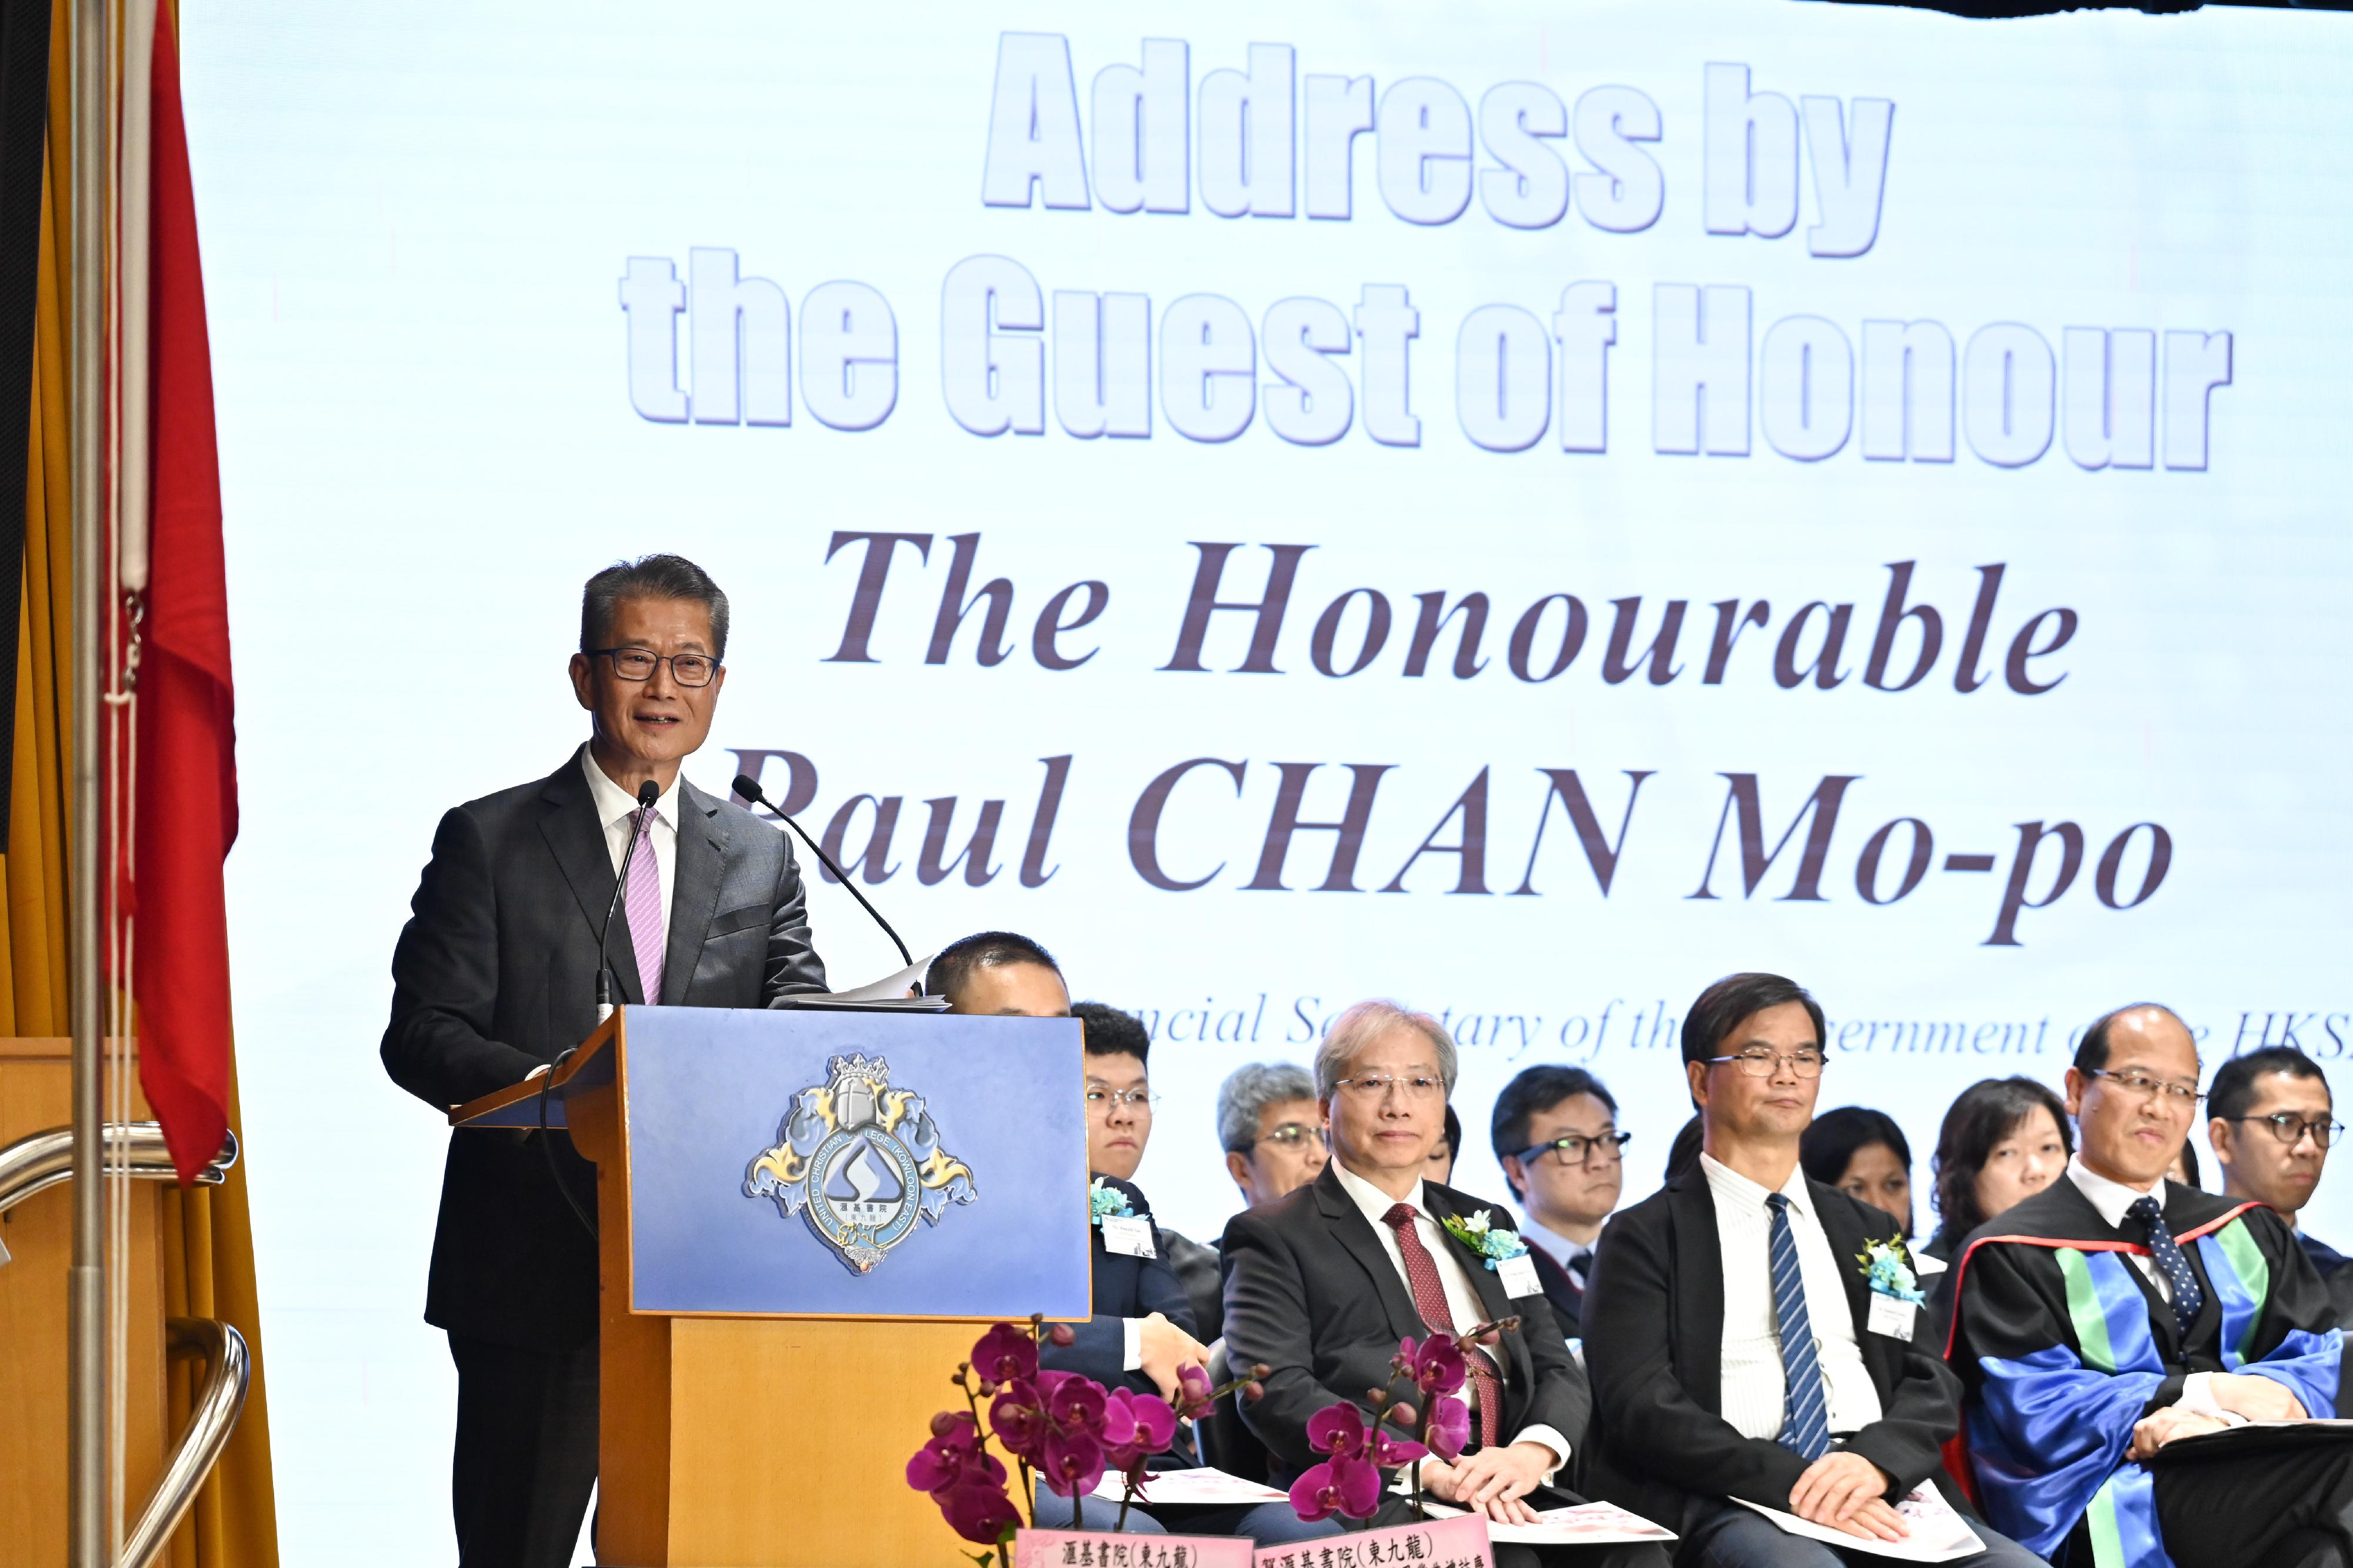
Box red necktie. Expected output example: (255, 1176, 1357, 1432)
(1382, 1203, 1502, 1447)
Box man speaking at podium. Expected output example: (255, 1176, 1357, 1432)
(382, 555, 829, 1567)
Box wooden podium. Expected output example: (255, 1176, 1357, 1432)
(452, 1006, 1091, 1568)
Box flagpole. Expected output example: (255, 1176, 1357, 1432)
(68, 0, 111, 1562)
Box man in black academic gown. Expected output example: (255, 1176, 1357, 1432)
(2208, 1044, 2353, 1327)
(382, 556, 829, 1568)
(1950, 1003, 2353, 1567)
(1224, 1000, 1669, 1568)
(1582, 973, 2037, 1568)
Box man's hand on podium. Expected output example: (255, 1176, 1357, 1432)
(1136, 1312, 1210, 1403)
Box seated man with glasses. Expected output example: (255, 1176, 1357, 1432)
(1584, 973, 2037, 1568)
(1492, 1066, 1631, 1343)
(2207, 1045, 2353, 1327)
(1224, 1000, 1668, 1567)
(1177, 1061, 1332, 1342)
(1949, 1003, 2352, 1567)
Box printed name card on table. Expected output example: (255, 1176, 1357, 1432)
(1254, 1513, 1494, 1568)
(1012, 1531, 1255, 1568)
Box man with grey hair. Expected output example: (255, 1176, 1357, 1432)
(1223, 1002, 1667, 1568)
(1157, 1062, 1333, 1344)
(1220, 1060, 1329, 1210)
(382, 554, 829, 1568)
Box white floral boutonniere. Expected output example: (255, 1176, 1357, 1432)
(1089, 1176, 1135, 1226)
(1858, 1238, 1926, 1305)
(1440, 1208, 1532, 1273)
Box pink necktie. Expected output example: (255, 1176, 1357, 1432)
(625, 806, 664, 1004)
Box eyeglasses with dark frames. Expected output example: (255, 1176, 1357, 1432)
(590, 646, 720, 687)
(1514, 1132, 1634, 1168)
(2225, 1112, 2344, 1147)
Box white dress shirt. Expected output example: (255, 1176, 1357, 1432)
(2063, 1155, 2239, 1422)
(1331, 1159, 1572, 1470)
(1521, 1217, 1595, 1286)
(1701, 1153, 1885, 1442)
(581, 748, 679, 946)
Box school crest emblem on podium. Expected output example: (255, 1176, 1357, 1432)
(742, 1053, 978, 1275)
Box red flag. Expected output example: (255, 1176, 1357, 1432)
(133, 14, 238, 1184)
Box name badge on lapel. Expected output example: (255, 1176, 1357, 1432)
(1100, 1215, 1156, 1259)
(1497, 1253, 1543, 1299)
(1867, 1292, 1917, 1342)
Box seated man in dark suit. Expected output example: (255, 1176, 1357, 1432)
(1174, 1060, 1334, 1343)
(1493, 1066, 1629, 1343)
(1584, 972, 2039, 1568)
(1951, 1005, 2352, 1566)
(1061, 1002, 1224, 1345)
(2208, 1044, 2353, 1327)
(1224, 1000, 1669, 1568)
(382, 555, 829, 1568)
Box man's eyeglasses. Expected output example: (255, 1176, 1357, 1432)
(1515, 1132, 1633, 1168)
(591, 646, 720, 686)
(2226, 1112, 2344, 1147)
(1256, 1122, 1321, 1148)
(1333, 1073, 1445, 1102)
(1707, 1049, 1826, 1079)
(1085, 1087, 1156, 1111)
(2087, 1067, 2204, 1106)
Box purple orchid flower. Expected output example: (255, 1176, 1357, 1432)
(1288, 1452, 1382, 1522)
(905, 1414, 1006, 1497)
(1408, 1333, 1468, 1397)
(1304, 1401, 1369, 1460)
(1172, 1362, 1216, 1422)
(1043, 1371, 1108, 1437)
(1369, 1425, 1430, 1468)
(969, 1323, 1038, 1391)
(1424, 1395, 1472, 1462)
(1037, 1427, 1108, 1498)
(1100, 1388, 1179, 1472)
(987, 1379, 1049, 1463)
(938, 1479, 1022, 1544)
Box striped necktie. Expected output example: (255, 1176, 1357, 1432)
(1766, 1192, 1831, 1461)
(624, 804, 665, 1004)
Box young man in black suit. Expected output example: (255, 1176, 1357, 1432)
(1493, 1065, 1629, 1343)
(1223, 1000, 1670, 1568)
(381, 556, 829, 1568)
(1582, 973, 2040, 1568)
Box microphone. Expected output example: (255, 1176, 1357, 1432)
(732, 773, 914, 969)
(595, 778, 662, 1022)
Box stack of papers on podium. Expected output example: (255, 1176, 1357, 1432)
(768, 954, 948, 1010)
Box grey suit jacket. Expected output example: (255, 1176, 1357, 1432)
(382, 748, 828, 1348)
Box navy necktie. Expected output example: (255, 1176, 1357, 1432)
(1766, 1192, 1832, 1461)
(2128, 1195, 2204, 1339)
